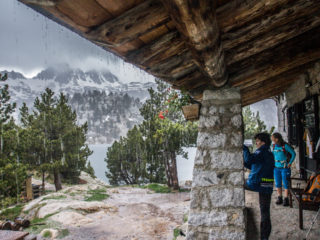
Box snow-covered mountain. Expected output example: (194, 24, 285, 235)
(0, 66, 155, 144)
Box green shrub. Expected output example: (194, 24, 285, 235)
(42, 195, 67, 201)
(142, 183, 172, 193)
(43, 230, 52, 238)
(0, 204, 23, 220)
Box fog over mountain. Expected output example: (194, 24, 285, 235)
(1, 66, 155, 144)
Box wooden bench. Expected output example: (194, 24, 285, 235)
(289, 177, 320, 229)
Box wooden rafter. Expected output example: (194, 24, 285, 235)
(160, 0, 227, 87)
(230, 27, 320, 89)
(87, 0, 169, 47)
(224, 0, 320, 65)
(19, 0, 320, 105)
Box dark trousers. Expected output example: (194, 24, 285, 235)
(259, 192, 272, 240)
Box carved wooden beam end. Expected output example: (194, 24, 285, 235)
(161, 0, 228, 88)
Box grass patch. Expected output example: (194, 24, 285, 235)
(23, 202, 47, 215)
(173, 228, 181, 240)
(43, 230, 52, 238)
(58, 228, 70, 238)
(31, 212, 58, 225)
(183, 213, 188, 223)
(67, 189, 84, 197)
(42, 195, 67, 201)
(141, 183, 172, 193)
(0, 204, 23, 220)
(44, 190, 55, 194)
(179, 188, 191, 193)
(84, 188, 109, 202)
(27, 212, 59, 234)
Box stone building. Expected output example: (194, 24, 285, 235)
(18, 0, 320, 239)
(275, 61, 320, 178)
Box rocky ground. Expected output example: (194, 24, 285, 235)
(22, 173, 190, 240)
(15, 173, 320, 239)
(246, 189, 320, 240)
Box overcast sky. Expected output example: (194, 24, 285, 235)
(0, 0, 154, 83)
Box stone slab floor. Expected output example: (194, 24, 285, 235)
(246, 190, 320, 240)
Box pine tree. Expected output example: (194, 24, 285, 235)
(105, 79, 198, 189)
(243, 106, 269, 150)
(0, 75, 26, 208)
(19, 88, 93, 191)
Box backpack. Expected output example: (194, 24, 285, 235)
(272, 143, 292, 164)
(303, 174, 320, 202)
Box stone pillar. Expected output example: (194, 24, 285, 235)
(186, 88, 246, 240)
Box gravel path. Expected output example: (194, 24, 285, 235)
(246, 190, 320, 240)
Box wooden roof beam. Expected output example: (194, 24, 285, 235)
(126, 31, 187, 67)
(242, 86, 289, 106)
(218, 0, 293, 33)
(230, 27, 320, 89)
(125, 1, 320, 76)
(87, 0, 170, 47)
(160, 0, 227, 87)
(224, 0, 320, 65)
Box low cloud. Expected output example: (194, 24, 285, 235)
(0, 0, 154, 83)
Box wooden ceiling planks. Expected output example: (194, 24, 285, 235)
(224, 0, 320, 65)
(242, 85, 290, 106)
(95, 0, 145, 17)
(138, 24, 170, 45)
(229, 27, 320, 89)
(87, 0, 170, 46)
(56, 0, 112, 27)
(126, 31, 185, 66)
(217, 0, 293, 33)
(19, 0, 320, 105)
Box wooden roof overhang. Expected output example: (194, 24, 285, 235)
(19, 0, 320, 106)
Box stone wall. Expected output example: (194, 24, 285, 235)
(285, 61, 320, 107)
(186, 87, 246, 240)
(276, 61, 320, 173)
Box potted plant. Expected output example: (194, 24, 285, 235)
(165, 88, 201, 121)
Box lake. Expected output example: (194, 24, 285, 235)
(88, 144, 196, 184)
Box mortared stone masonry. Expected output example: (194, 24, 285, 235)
(186, 88, 246, 240)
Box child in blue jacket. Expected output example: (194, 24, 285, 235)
(271, 132, 296, 206)
(243, 133, 275, 240)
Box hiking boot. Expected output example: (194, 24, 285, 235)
(276, 196, 283, 205)
(283, 197, 289, 207)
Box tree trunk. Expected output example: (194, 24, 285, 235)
(42, 171, 45, 194)
(163, 152, 172, 187)
(170, 152, 179, 190)
(53, 170, 62, 191)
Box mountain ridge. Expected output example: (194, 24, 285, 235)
(0, 66, 155, 144)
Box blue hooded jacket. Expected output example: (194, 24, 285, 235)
(243, 144, 275, 194)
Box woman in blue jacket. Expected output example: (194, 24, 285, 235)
(243, 132, 274, 240)
(271, 132, 296, 206)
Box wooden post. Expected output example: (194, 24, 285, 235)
(26, 176, 33, 200)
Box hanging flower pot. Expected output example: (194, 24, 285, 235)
(165, 88, 201, 121)
(182, 103, 200, 121)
